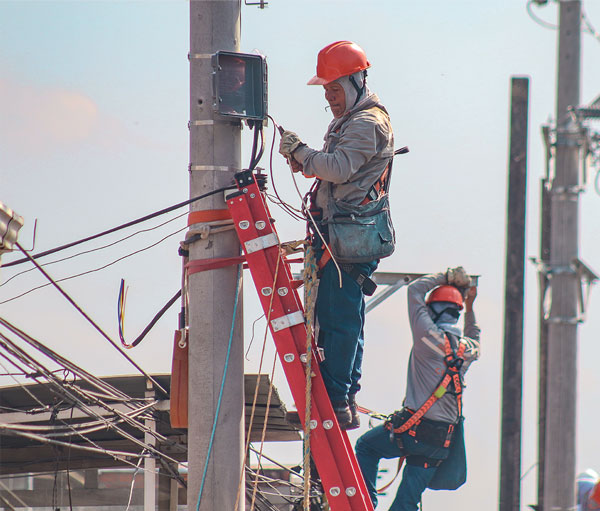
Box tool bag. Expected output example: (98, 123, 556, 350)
(324, 184, 395, 264)
(427, 416, 466, 490)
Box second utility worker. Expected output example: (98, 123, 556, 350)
(278, 40, 395, 429)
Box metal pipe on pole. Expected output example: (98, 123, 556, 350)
(536, 175, 552, 511)
(188, 2, 244, 510)
(499, 76, 529, 511)
(542, 1, 582, 510)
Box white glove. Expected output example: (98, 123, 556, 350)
(279, 130, 304, 157)
(447, 266, 471, 288)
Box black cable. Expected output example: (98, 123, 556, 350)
(3, 185, 235, 268)
(118, 281, 182, 348)
(10, 245, 169, 398)
(1, 210, 187, 288)
(1, 226, 187, 305)
(266, 114, 306, 221)
(251, 122, 266, 170)
(249, 120, 260, 170)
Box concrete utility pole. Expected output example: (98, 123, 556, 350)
(542, 1, 581, 509)
(188, 2, 244, 511)
(499, 76, 529, 511)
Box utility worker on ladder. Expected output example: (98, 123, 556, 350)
(355, 268, 480, 510)
(279, 40, 395, 430)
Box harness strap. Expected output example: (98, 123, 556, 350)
(387, 335, 466, 435)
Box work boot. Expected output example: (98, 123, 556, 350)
(347, 394, 360, 430)
(332, 401, 352, 429)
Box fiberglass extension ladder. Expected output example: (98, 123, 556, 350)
(226, 170, 374, 511)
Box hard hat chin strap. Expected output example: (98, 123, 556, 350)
(348, 70, 368, 107)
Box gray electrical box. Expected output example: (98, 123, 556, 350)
(212, 51, 267, 121)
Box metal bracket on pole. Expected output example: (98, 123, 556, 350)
(365, 272, 480, 314)
(188, 164, 240, 172)
(188, 53, 213, 60)
(530, 257, 598, 323)
(144, 380, 157, 511)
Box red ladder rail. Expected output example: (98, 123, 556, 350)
(226, 170, 374, 511)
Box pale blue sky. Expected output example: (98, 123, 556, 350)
(1, 1, 600, 509)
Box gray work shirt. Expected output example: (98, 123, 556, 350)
(404, 273, 481, 423)
(293, 93, 394, 217)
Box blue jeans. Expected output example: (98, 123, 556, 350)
(355, 425, 450, 511)
(316, 258, 378, 403)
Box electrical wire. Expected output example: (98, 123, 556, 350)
(582, 5, 600, 42)
(526, 0, 557, 30)
(245, 313, 266, 360)
(0, 211, 187, 288)
(266, 115, 306, 221)
(118, 280, 182, 349)
(0, 321, 181, 454)
(265, 113, 343, 287)
(527, 0, 600, 45)
(3, 185, 235, 269)
(2, 250, 169, 397)
(196, 264, 242, 511)
(125, 453, 145, 511)
(1, 226, 187, 305)
(0, 331, 184, 471)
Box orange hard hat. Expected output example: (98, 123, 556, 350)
(307, 41, 371, 86)
(426, 285, 464, 310)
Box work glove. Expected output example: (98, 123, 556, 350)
(279, 130, 304, 157)
(447, 266, 471, 288)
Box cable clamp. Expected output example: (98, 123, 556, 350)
(551, 184, 585, 196)
(271, 311, 304, 332)
(188, 53, 213, 60)
(244, 233, 278, 254)
(188, 119, 241, 129)
(189, 164, 240, 172)
(188, 120, 215, 128)
(545, 316, 582, 325)
(184, 220, 235, 243)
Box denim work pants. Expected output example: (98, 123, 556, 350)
(316, 258, 378, 403)
(355, 425, 450, 511)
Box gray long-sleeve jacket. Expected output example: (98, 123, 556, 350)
(404, 273, 481, 423)
(293, 93, 394, 217)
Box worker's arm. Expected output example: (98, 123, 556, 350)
(293, 110, 384, 183)
(407, 272, 447, 345)
(463, 286, 480, 341)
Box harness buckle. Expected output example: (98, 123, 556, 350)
(444, 354, 464, 370)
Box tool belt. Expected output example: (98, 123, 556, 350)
(385, 408, 456, 449)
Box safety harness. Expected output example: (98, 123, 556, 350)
(383, 333, 466, 468)
(305, 149, 405, 297)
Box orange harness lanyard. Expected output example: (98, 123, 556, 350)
(388, 335, 466, 437)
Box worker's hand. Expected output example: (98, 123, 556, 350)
(288, 156, 304, 174)
(447, 266, 471, 288)
(464, 286, 477, 311)
(279, 130, 304, 157)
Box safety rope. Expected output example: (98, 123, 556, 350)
(377, 457, 405, 494)
(302, 244, 319, 511)
(233, 243, 283, 511)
